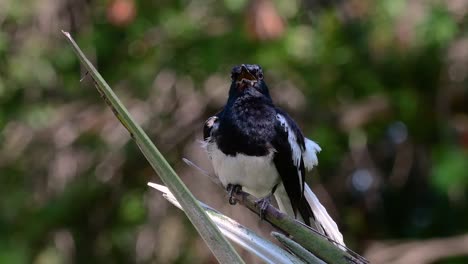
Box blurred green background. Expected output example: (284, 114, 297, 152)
(1, 0, 468, 263)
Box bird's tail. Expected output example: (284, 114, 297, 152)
(274, 184, 345, 247)
(303, 184, 345, 246)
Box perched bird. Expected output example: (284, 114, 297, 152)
(203, 64, 344, 245)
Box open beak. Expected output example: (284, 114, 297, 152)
(236, 65, 257, 87)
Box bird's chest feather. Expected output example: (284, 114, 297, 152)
(216, 97, 277, 156)
(206, 96, 280, 197)
(208, 145, 280, 198)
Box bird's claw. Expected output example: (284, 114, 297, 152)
(226, 184, 242, 205)
(255, 196, 272, 219)
(229, 196, 236, 205)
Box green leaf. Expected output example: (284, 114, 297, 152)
(62, 30, 244, 264)
(432, 147, 468, 194)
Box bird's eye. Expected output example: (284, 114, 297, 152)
(258, 73, 263, 79)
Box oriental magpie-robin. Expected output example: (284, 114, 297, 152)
(203, 64, 344, 245)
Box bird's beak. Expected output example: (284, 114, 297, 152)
(236, 65, 257, 86)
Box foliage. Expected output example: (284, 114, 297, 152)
(0, 0, 467, 263)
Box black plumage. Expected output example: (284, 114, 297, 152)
(204, 64, 311, 221)
(203, 64, 344, 244)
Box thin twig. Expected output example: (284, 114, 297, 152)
(182, 157, 222, 186)
(80, 71, 89, 82)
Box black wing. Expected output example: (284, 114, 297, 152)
(272, 109, 313, 225)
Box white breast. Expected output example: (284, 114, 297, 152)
(206, 143, 280, 198)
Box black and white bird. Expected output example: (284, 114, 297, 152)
(203, 64, 344, 245)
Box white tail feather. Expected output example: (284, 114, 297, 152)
(274, 137, 345, 246)
(274, 184, 326, 237)
(304, 185, 345, 246)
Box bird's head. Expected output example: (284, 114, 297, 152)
(229, 64, 270, 98)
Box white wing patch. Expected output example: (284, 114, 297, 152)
(276, 114, 344, 246)
(276, 114, 303, 191)
(304, 138, 321, 170)
(276, 113, 322, 192)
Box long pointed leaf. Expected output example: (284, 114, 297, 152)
(62, 31, 244, 264)
(272, 232, 325, 264)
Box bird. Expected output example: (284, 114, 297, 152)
(202, 64, 345, 245)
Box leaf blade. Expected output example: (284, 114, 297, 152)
(62, 30, 244, 264)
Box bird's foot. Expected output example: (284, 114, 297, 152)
(226, 184, 242, 205)
(255, 195, 272, 220)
